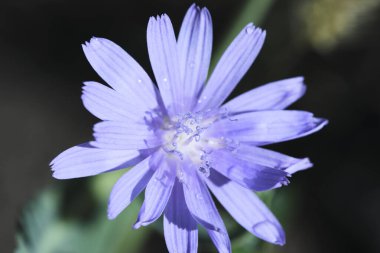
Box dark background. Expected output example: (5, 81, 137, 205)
(1, 0, 380, 252)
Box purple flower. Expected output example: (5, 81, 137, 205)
(51, 4, 327, 252)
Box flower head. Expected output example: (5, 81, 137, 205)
(51, 4, 327, 252)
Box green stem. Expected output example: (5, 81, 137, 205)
(210, 0, 276, 72)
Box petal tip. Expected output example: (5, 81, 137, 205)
(315, 117, 329, 128)
(148, 16, 156, 23)
(49, 158, 55, 167)
(107, 198, 120, 220)
(260, 30, 267, 39)
(81, 43, 88, 52)
(201, 6, 210, 13)
(252, 220, 285, 246)
(132, 222, 141, 230)
(52, 171, 65, 180)
(274, 238, 286, 246)
(88, 37, 104, 49)
(286, 158, 313, 175)
(107, 208, 118, 220)
(90, 36, 100, 42)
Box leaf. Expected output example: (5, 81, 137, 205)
(15, 178, 149, 253)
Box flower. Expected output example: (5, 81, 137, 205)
(51, 3, 327, 253)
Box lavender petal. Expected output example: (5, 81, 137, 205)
(107, 155, 157, 219)
(134, 159, 175, 228)
(82, 81, 150, 121)
(178, 4, 213, 110)
(222, 77, 306, 113)
(82, 37, 158, 109)
(147, 14, 182, 115)
(183, 168, 231, 253)
(196, 23, 265, 111)
(210, 110, 328, 145)
(164, 180, 198, 253)
(209, 150, 288, 191)
(232, 143, 313, 174)
(206, 170, 286, 245)
(91, 120, 162, 150)
(51, 143, 141, 179)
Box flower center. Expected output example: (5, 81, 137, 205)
(162, 111, 222, 177)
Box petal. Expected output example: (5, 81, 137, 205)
(206, 170, 285, 245)
(82, 37, 159, 109)
(232, 143, 313, 174)
(134, 158, 176, 228)
(107, 155, 158, 219)
(182, 168, 231, 253)
(50, 143, 142, 179)
(209, 150, 289, 191)
(164, 180, 198, 253)
(285, 158, 313, 174)
(177, 4, 213, 110)
(222, 77, 306, 113)
(81, 81, 149, 121)
(147, 14, 182, 114)
(210, 110, 328, 145)
(196, 23, 266, 111)
(91, 120, 162, 150)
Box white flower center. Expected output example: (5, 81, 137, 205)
(162, 112, 222, 177)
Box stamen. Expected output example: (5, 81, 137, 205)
(173, 150, 183, 160)
(198, 166, 210, 177)
(161, 111, 222, 179)
(220, 107, 238, 121)
(198, 150, 212, 177)
(144, 109, 164, 130)
(223, 137, 240, 152)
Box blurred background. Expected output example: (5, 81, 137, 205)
(1, 0, 380, 252)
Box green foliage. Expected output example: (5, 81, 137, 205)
(298, 0, 380, 52)
(15, 170, 149, 253)
(210, 0, 276, 72)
